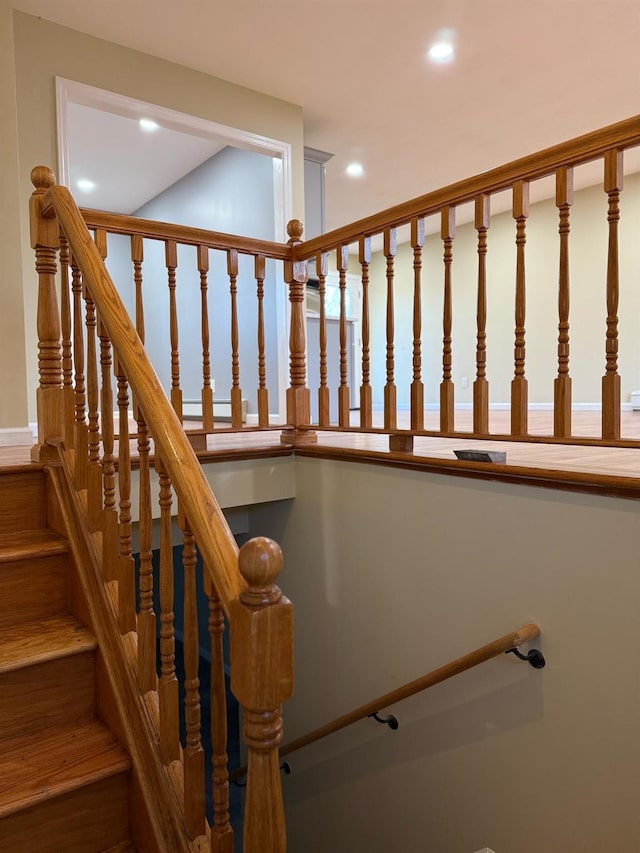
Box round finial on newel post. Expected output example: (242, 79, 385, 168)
(238, 537, 283, 607)
(286, 219, 304, 244)
(30, 166, 56, 194)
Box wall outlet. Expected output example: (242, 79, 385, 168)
(461, 376, 469, 388)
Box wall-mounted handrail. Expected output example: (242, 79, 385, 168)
(230, 622, 541, 780)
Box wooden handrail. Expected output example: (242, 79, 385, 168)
(230, 622, 540, 778)
(79, 207, 291, 260)
(37, 172, 244, 612)
(297, 113, 640, 257)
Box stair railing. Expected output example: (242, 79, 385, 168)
(231, 622, 543, 781)
(29, 166, 294, 853)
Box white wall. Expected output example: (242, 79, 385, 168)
(249, 457, 640, 852)
(363, 173, 640, 409)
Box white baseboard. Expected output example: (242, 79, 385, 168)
(0, 426, 34, 447)
(372, 402, 632, 413)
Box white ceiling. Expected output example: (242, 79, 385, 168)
(13, 0, 640, 232)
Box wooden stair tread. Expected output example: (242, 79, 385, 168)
(100, 844, 137, 853)
(0, 718, 131, 819)
(0, 528, 68, 563)
(0, 615, 96, 674)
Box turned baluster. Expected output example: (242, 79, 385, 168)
(137, 411, 156, 693)
(131, 235, 145, 342)
(337, 245, 350, 427)
(71, 254, 88, 490)
(231, 538, 294, 853)
(410, 219, 425, 431)
(440, 207, 455, 432)
(181, 515, 205, 837)
(228, 249, 243, 429)
(359, 238, 372, 429)
(115, 358, 136, 634)
(255, 254, 270, 427)
(166, 240, 183, 421)
(554, 167, 574, 437)
(384, 228, 397, 431)
(317, 252, 330, 427)
(29, 167, 62, 461)
(473, 195, 490, 434)
(207, 575, 234, 852)
(511, 181, 529, 436)
(156, 455, 179, 762)
(602, 149, 623, 440)
(282, 220, 313, 443)
(59, 232, 75, 451)
(84, 287, 102, 528)
(99, 317, 118, 581)
(198, 245, 214, 431)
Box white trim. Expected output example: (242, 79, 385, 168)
(372, 402, 633, 412)
(0, 426, 34, 447)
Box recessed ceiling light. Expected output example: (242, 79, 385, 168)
(76, 178, 95, 192)
(427, 41, 454, 63)
(139, 117, 159, 133)
(346, 162, 364, 177)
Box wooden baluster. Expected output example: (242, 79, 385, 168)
(157, 454, 179, 763)
(181, 515, 206, 838)
(71, 254, 88, 490)
(198, 245, 214, 432)
(29, 167, 62, 461)
(602, 149, 623, 440)
(231, 538, 294, 853)
(137, 410, 156, 693)
(384, 228, 397, 431)
(59, 231, 75, 451)
(554, 168, 574, 437)
(440, 207, 455, 432)
(283, 220, 314, 443)
(337, 245, 350, 427)
(84, 287, 102, 528)
(207, 575, 234, 852)
(359, 238, 372, 429)
(511, 181, 529, 436)
(99, 316, 119, 581)
(228, 249, 243, 429)
(410, 219, 425, 431)
(131, 235, 145, 341)
(255, 254, 269, 427)
(317, 252, 330, 427)
(166, 240, 183, 421)
(115, 358, 136, 634)
(473, 195, 490, 434)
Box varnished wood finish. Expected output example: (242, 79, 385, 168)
(115, 361, 136, 634)
(166, 240, 183, 422)
(59, 233, 75, 450)
(136, 413, 156, 694)
(383, 228, 397, 431)
(198, 244, 215, 432)
(554, 168, 573, 437)
(231, 538, 294, 853)
(317, 252, 330, 427)
(440, 207, 455, 432)
(71, 255, 89, 490)
(277, 624, 540, 760)
(410, 219, 425, 432)
(228, 249, 243, 430)
(511, 181, 530, 436)
(131, 235, 145, 343)
(602, 149, 623, 440)
(337, 245, 350, 427)
(359, 238, 372, 429)
(85, 290, 102, 527)
(255, 254, 270, 427)
(100, 321, 119, 583)
(473, 195, 490, 434)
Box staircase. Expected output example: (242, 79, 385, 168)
(0, 464, 137, 853)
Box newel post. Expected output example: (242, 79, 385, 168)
(282, 220, 316, 445)
(30, 166, 63, 461)
(231, 538, 294, 853)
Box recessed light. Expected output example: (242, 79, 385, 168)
(427, 41, 454, 63)
(346, 162, 364, 177)
(76, 178, 95, 192)
(139, 118, 159, 133)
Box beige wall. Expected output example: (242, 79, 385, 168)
(250, 457, 640, 852)
(9, 11, 305, 425)
(366, 174, 640, 408)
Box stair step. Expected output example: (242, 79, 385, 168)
(0, 718, 131, 819)
(0, 469, 48, 534)
(100, 844, 138, 853)
(0, 615, 96, 674)
(0, 528, 68, 564)
(0, 549, 69, 630)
